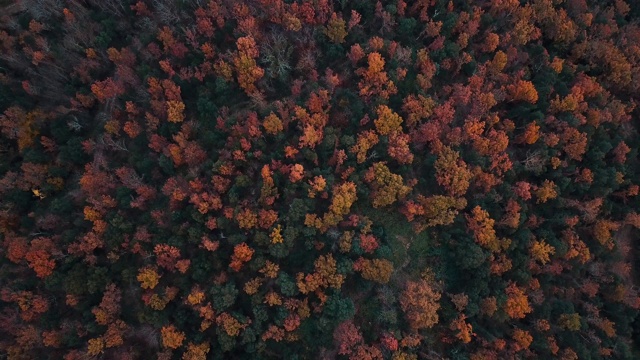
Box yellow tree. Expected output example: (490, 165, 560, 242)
(233, 36, 264, 94)
(466, 206, 500, 252)
(507, 80, 539, 104)
(357, 52, 397, 100)
(306, 181, 358, 232)
(296, 254, 344, 294)
(374, 105, 403, 136)
(434, 146, 472, 197)
(161, 325, 186, 349)
(530, 240, 555, 264)
(353, 258, 394, 284)
(324, 13, 347, 43)
(504, 283, 532, 319)
(350, 130, 379, 164)
(450, 314, 473, 343)
(535, 180, 558, 204)
(365, 162, 411, 208)
(400, 279, 441, 330)
(512, 329, 533, 351)
(263, 112, 283, 135)
(402, 195, 467, 233)
(559, 313, 582, 331)
(137, 267, 160, 290)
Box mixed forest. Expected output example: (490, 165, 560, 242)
(2, 0, 640, 359)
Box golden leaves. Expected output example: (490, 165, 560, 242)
(307, 176, 327, 198)
(217, 313, 248, 337)
(374, 105, 403, 136)
(264, 291, 282, 306)
(507, 80, 539, 104)
(504, 283, 532, 319)
(400, 280, 441, 330)
(296, 254, 344, 294)
(402, 195, 467, 233)
(324, 13, 348, 44)
(187, 287, 206, 306)
(87, 337, 105, 356)
(236, 208, 258, 229)
(263, 112, 283, 135)
(182, 342, 210, 360)
(167, 100, 185, 123)
(354, 258, 393, 284)
(466, 206, 499, 252)
(535, 180, 558, 204)
(434, 146, 472, 197)
(350, 130, 379, 164)
(357, 52, 397, 100)
(559, 313, 582, 331)
(450, 314, 473, 343)
(137, 267, 160, 290)
(270, 225, 284, 244)
(366, 162, 411, 208)
(512, 329, 533, 351)
(244, 278, 262, 295)
(161, 325, 186, 349)
(233, 36, 264, 94)
(260, 260, 280, 278)
(530, 240, 555, 264)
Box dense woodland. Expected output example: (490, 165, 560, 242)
(1, 0, 640, 358)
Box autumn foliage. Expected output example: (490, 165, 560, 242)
(1, 0, 639, 359)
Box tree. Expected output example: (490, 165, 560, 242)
(434, 146, 472, 197)
(612, 141, 630, 163)
(333, 320, 363, 355)
(353, 258, 393, 284)
(402, 195, 467, 233)
(325, 13, 347, 43)
(388, 131, 414, 164)
(561, 127, 588, 161)
(92, 284, 121, 325)
(230, 243, 254, 272)
(480, 297, 498, 317)
(161, 325, 186, 349)
(296, 254, 344, 294)
(400, 280, 441, 330)
(351, 130, 379, 164)
(504, 283, 532, 319)
(137, 267, 160, 289)
(374, 105, 403, 136)
(559, 313, 581, 331)
(233, 36, 264, 94)
(365, 162, 411, 208)
(182, 342, 210, 360)
(507, 80, 539, 103)
(535, 180, 558, 203)
(307, 182, 358, 231)
(530, 240, 555, 264)
(521, 121, 540, 144)
(466, 206, 500, 252)
(24, 237, 56, 278)
(450, 314, 474, 343)
(357, 52, 397, 100)
(512, 329, 533, 351)
(263, 112, 283, 135)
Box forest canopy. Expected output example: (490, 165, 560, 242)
(1, 0, 640, 359)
